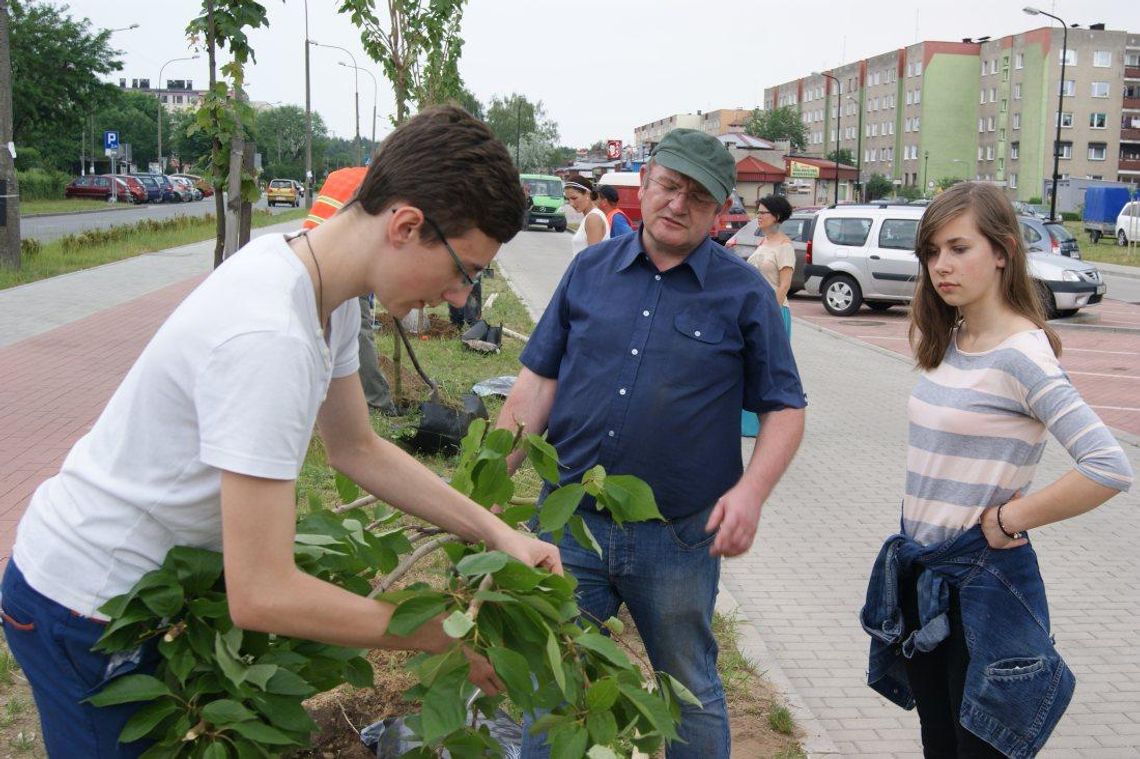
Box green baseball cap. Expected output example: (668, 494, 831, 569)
(650, 129, 736, 205)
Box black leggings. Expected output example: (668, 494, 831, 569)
(900, 575, 1006, 759)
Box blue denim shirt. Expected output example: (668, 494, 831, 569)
(521, 230, 805, 519)
(861, 526, 1075, 758)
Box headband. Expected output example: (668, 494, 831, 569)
(565, 181, 591, 193)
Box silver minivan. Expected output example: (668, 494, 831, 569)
(804, 204, 1106, 318)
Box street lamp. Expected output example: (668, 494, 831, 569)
(1023, 6, 1069, 220)
(338, 61, 377, 161)
(814, 70, 841, 205)
(86, 24, 139, 177)
(310, 40, 361, 166)
(156, 55, 199, 173)
(923, 150, 930, 197)
(847, 94, 863, 201)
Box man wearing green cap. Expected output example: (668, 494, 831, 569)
(499, 128, 806, 757)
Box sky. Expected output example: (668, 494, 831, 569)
(62, 0, 1134, 149)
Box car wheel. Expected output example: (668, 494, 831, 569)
(822, 275, 863, 317)
(1037, 282, 1059, 320)
(1119, 229, 1129, 247)
(1055, 308, 1079, 319)
(866, 301, 893, 312)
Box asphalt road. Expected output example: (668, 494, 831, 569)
(21, 196, 295, 243)
(1099, 269, 1140, 304)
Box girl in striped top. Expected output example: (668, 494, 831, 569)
(901, 182, 1132, 755)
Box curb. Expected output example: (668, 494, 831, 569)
(21, 205, 139, 219)
(1092, 260, 1140, 281)
(792, 314, 1140, 451)
(715, 585, 840, 756)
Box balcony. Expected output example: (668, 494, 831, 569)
(1122, 128, 1140, 142)
(1119, 158, 1140, 172)
(1126, 66, 1140, 80)
(1125, 97, 1140, 110)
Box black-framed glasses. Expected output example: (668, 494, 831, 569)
(423, 216, 480, 287)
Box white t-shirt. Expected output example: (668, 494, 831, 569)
(12, 234, 360, 618)
(570, 207, 610, 256)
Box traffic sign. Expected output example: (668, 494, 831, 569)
(104, 130, 119, 151)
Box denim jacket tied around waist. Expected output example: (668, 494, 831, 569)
(860, 526, 1074, 759)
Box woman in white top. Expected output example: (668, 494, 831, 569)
(742, 194, 796, 436)
(565, 177, 609, 255)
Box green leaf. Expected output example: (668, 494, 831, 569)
(419, 661, 470, 745)
(85, 674, 173, 706)
(587, 746, 621, 759)
(581, 465, 607, 496)
(344, 656, 374, 688)
(575, 633, 631, 668)
(550, 724, 589, 759)
(470, 458, 513, 508)
(139, 581, 185, 618)
(214, 632, 249, 688)
(482, 428, 515, 456)
(334, 472, 361, 503)
(663, 673, 702, 708)
(539, 484, 584, 533)
(243, 664, 278, 691)
(619, 683, 679, 741)
(226, 720, 300, 745)
(498, 504, 536, 527)
(203, 743, 229, 759)
(525, 434, 560, 483)
(265, 669, 317, 697)
(293, 533, 343, 547)
(486, 647, 533, 706)
(167, 547, 224, 593)
(586, 710, 618, 746)
(545, 631, 566, 697)
(597, 474, 664, 525)
(387, 595, 449, 637)
(492, 561, 544, 592)
(117, 699, 180, 743)
(459, 418, 488, 459)
(455, 550, 509, 577)
(202, 699, 258, 726)
(602, 616, 625, 636)
(442, 610, 474, 638)
(585, 677, 620, 712)
(568, 514, 602, 558)
(472, 590, 515, 604)
(251, 693, 316, 734)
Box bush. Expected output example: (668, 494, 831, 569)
(897, 185, 923, 201)
(20, 238, 42, 258)
(1060, 211, 1080, 222)
(1028, 196, 1043, 205)
(17, 168, 71, 201)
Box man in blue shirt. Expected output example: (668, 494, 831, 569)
(499, 129, 806, 758)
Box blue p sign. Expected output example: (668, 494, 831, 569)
(104, 130, 120, 151)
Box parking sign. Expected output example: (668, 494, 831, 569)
(104, 130, 119, 152)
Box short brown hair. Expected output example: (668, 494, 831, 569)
(353, 105, 526, 243)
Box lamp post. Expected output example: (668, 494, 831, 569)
(303, 0, 312, 207)
(89, 24, 138, 177)
(847, 94, 863, 201)
(923, 150, 930, 197)
(338, 61, 376, 161)
(814, 70, 841, 205)
(156, 55, 199, 174)
(1023, 6, 1068, 220)
(310, 40, 361, 165)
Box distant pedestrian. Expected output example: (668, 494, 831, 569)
(596, 184, 634, 238)
(564, 177, 608, 254)
(861, 182, 1133, 757)
(741, 194, 795, 437)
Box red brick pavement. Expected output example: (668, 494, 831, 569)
(789, 295, 1140, 438)
(0, 276, 205, 558)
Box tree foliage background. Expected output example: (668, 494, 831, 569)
(745, 106, 808, 153)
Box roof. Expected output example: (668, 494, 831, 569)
(736, 156, 785, 182)
(717, 133, 776, 150)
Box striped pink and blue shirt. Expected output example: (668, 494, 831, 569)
(904, 329, 1133, 545)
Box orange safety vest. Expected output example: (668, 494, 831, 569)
(302, 166, 369, 229)
(605, 207, 631, 229)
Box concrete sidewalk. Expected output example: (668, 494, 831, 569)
(0, 222, 300, 553)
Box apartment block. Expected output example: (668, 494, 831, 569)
(118, 77, 207, 113)
(633, 113, 701, 151)
(762, 24, 1139, 202)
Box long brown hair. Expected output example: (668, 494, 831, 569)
(908, 182, 1061, 369)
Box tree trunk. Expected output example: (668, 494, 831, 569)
(0, 0, 20, 270)
(239, 139, 253, 248)
(205, 0, 225, 269)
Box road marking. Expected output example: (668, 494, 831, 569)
(856, 335, 907, 340)
(1065, 347, 1139, 356)
(1090, 405, 1140, 412)
(1068, 371, 1140, 380)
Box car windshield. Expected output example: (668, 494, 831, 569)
(523, 179, 563, 197)
(270, 180, 292, 189)
(136, 176, 157, 187)
(1046, 224, 1075, 242)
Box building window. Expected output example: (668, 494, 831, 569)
(1060, 49, 1077, 66)
(1009, 172, 1018, 189)
(905, 117, 912, 132)
(1056, 141, 1072, 159)
(986, 146, 994, 161)
(1060, 80, 1076, 96)
(914, 117, 919, 131)
(978, 118, 985, 133)
(987, 116, 995, 131)
(998, 158, 1005, 173)
(1011, 142, 1020, 160)
(978, 90, 984, 105)
(999, 128, 1006, 141)
(914, 90, 921, 104)
(1012, 112, 1021, 130)
(915, 61, 922, 76)
(871, 124, 879, 137)
(978, 146, 984, 160)
(1088, 143, 1107, 161)
(1127, 52, 1140, 67)
(1056, 112, 1073, 128)
(1090, 112, 1107, 129)
(1015, 52, 1024, 69)
(981, 60, 989, 75)
(1001, 99, 1007, 113)
(1093, 51, 1112, 67)
(989, 88, 996, 103)
(1091, 81, 1109, 98)
(1013, 83, 1021, 100)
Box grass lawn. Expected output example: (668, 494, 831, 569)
(1061, 219, 1140, 268)
(1, 208, 307, 290)
(20, 198, 138, 215)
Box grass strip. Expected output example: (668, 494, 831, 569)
(20, 198, 139, 216)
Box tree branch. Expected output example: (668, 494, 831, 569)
(369, 535, 460, 597)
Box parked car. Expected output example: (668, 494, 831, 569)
(112, 175, 148, 204)
(266, 178, 300, 207)
(724, 210, 817, 294)
(1018, 216, 1080, 258)
(171, 176, 202, 201)
(131, 174, 162, 203)
(132, 173, 179, 202)
(520, 173, 567, 231)
(171, 173, 214, 198)
(290, 179, 305, 199)
(64, 175, 113, 200)
(1116, 200, 1140, 246)
(804, 204, 1105, 318)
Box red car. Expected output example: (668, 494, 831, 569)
(64, 174, 145, 203)
(113, 175, 149, 204)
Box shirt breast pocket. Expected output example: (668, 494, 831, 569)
(669, 311, 730, 387)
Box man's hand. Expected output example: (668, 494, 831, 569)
(491, 528, 563, 575)
(705, 484, 764, 557)
(462, 646, 506, 695)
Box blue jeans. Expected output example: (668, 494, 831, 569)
(522, 507, 729, 758)
(1, 561, 159, 758)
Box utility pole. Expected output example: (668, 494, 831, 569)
(0, 0, 20, 270)
(303, 0, 313, 208)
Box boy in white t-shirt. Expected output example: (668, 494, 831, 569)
(1, 106, 561, 758)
